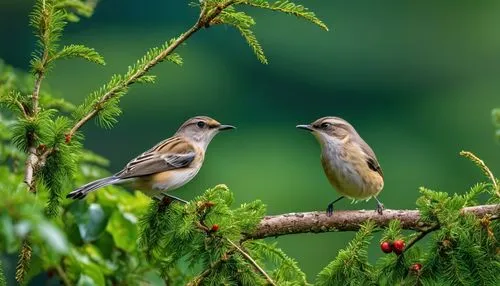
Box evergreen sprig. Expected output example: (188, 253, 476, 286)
(40, 117, 81, 217)
(51, 44, 105, 65)
(54, 0, 98, 22)
(218, 8, 267, 64)
(375, 247, 423, 285)
(71, 40, 183, 130)
(29, 0, 67, 74)
(3, 0, 498, 284)
(460, 151, 499, 196)
(240, 0, 329, 31)
(380, 219, 403, 243)
(315, 221, 376, 286)
(138, 185, 300, 284)
(11, 109, 54, 152)
(245, 241, 308, 285)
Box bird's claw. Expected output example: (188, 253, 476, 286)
(326, 203, 334, 217)
(376, 202, 384, 215)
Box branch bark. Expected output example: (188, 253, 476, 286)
(24, 0, 52, 192)
(246, 204, 499, 240)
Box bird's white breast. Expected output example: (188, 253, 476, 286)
(152, 168, 200, 191)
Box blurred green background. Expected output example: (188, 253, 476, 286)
(1, 0, 499, 279)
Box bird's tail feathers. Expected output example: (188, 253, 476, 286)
(66, 177, 120, 199)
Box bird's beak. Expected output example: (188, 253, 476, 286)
(218, 124, 236, 131)
(296, 124, 313, 132)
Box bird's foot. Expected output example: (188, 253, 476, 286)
(157, 196, 174, 212)
(326, 203, 334, 217)
(325, 196, 344, 217)
(376, 202, 384, 215)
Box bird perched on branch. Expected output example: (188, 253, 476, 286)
(296, 117, 384, 216)
(67, 116, 235, 202)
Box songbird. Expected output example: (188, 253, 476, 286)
(296, 117, 384, 216)
(67, 116, 235, 202)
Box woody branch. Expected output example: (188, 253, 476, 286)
(245, 204, 499, 240)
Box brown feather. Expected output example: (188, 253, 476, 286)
(115, 136, 197, 179)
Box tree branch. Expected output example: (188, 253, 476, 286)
(67, 1, 237, 138)
(403, 223, 439, 253)
(54, 265, 71, 286)
(226, 238, 276, 286)
(246, 204, 499, 240)
(24, 0, 52, 192)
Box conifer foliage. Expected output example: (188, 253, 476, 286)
(0, 0, 498, 285)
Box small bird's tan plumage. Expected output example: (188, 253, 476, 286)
(297, 116, 385, 215)
(67, 116, 235, 201)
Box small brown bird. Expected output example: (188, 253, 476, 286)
(67, 116, 235, 202)
(297, 116, 384, 216)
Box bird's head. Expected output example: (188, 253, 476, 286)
(176, 116, 235, 148)
(296, 116, 359, 147)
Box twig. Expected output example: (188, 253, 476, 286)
(226, 238, 276, 286)
(460, 151, 499, 197)
(14, 98, 28, 117)
(245, 204, 499, 240)
(187, 249, 234, 286)
(193, 207, 276, 284)
(24, 0, 52, 192)
(67, 1, 236, 138)
(54, 265, 71, 286)
(404, 223, 439, 253)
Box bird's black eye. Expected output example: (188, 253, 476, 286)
(320, 122, 331, 129)
(197, 121, 206, 128)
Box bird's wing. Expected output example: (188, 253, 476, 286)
(115, 136, 197, 179)
(360, 141, 384, 178)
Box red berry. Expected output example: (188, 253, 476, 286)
(64, 133, 71, 143)
(211, 224, 219, 232)
(410, 263, 422, 272)
(393, 239, 405, 255)
(380, 241, 392, 253)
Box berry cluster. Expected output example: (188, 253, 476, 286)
(380, 239, 405, 255)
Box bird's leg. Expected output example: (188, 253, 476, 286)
(326, 196, 344, 217)
(162, 193, 189, 204)
(154, 193, 188, 212)
(155, 195, 174, 212)
(374, 196, 384, 215)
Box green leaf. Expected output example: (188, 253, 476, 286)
(106, 210, 138, 252)
(37, 221, 68, 254)
(76, 274, 95, 286)
(0, 213, 17, 252)
(70, 202, 108, 242)
(70, 249, 106, 285)
(52, 44, 105, 65)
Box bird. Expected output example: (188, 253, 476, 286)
(296, 116, 384, 216)
(66, 116, 235, 202)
